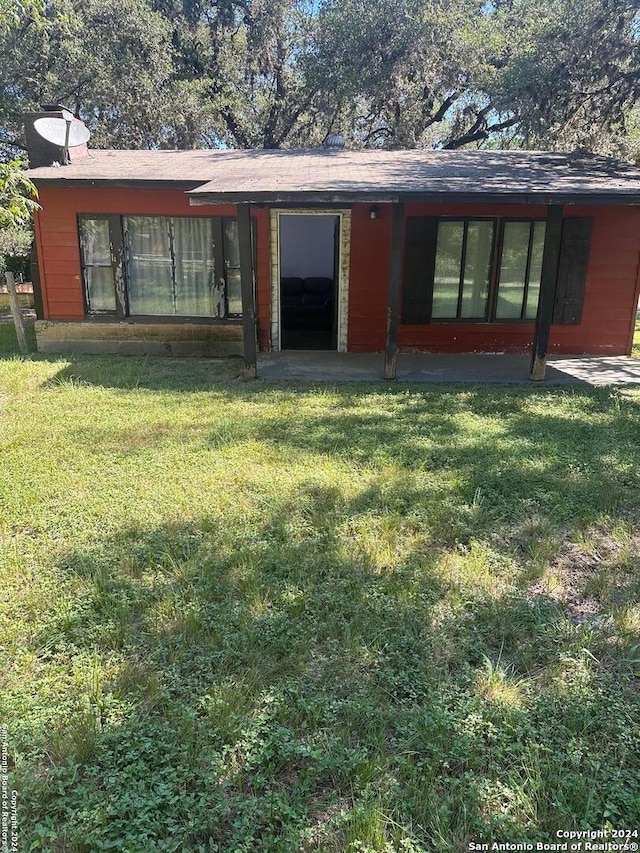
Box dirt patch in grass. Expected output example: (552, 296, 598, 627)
(530, 532, 640, 630)
(534, 542, 603, 623)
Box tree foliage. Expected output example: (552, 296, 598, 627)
(0, 0, 638, 156)
(488, 0, 640, 153)
(0, 0, 40, 283)
(1, 0, 175, 153)
(0, 156, 38, 353)
(0, 158, 38, 229)
(0, 0, 43, 34)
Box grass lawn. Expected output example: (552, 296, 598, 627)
(1, 322, 639, 852)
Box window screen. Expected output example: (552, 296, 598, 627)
(124, 216, 220, 317)
(125, 217, 174, 315)
(174, 217, 216, 316)
(223, 219, 242, 316)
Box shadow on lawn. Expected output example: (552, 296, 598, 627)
(40, 353, 245, 390)
(217, 384, 640, 530)
(10, 353, 640, 847)
(33, 351, 640, 525)
(19, 484, 640, 851)
(43, 367, 640, 533)
(26, 349, 633, 392)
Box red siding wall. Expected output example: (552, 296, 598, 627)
(347, 203, 391, 352)
(34, 188, 640, 356)
(347, 201, 640, 355)
(254, 206, 271, 350)
(34, 187, 271, 342)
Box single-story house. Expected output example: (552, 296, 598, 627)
(25, 106, 640, 379)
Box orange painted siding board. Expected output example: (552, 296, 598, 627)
(38, 230, 82, 246)
(42, 245, 82, 262)
(44, 259, 85, 277)
(40, 225, 78, 237)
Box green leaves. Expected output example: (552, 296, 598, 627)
(0, 158, 38, 230)
(0, 0, 637, 154)
(0, 0, 43, 34)
(491, 0, 640, 152)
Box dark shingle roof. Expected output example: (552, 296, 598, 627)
(25, 147, 640, 204)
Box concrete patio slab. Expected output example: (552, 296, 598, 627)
(257, 351, 640, 386)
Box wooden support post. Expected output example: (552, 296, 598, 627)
(384, 201, 404, 380)
(30, 240, 45, 320)
(237, 202, 257, 379)
(530, 204, 563, 381)
(5, 271, 28, 355)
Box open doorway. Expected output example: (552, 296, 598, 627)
(279, 214, 339, 350)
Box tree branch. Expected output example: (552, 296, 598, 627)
(424, 92, 461, 129)
(443, 115, 519, 149)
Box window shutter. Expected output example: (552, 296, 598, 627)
(553, 217, 592, 325)
(401, 217, 438, 324)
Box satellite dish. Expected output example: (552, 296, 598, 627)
(34, 116, 90, 148)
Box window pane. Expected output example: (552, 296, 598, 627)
(125, 217, 174, 315)
(460, 221, 493, 318)
(224, 220, 243, 315)
(496, 222, 530, 319)
(226, 270, 242, 315)
(224, 219, 240, 268)
(524, 221, 546, 319)
(432, 222, 464, 319)
(80, 219, 111, 266)
(174, 217, 215, 316)
(85, 267, 116, 311)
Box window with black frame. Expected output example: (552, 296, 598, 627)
(495, 221, 546, 320)
(78, 217, 118, 313)
(79, 214, 244, 319)
(431, 220, 495, 320)
(402, 216, 556, 324)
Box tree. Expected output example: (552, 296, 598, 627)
(305, 0, 640, 153)
(0, 0, 43, 352)
(0, 158, 38, 353)
(0, 0, 43, 33)
(149, 0, 319, 148)
(488, 0, 640, 156)
(305, 0, 510, 149)
(0, 159, 38, 229)
(0, 0, 177, 157)
(0, 0, 637, 156)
